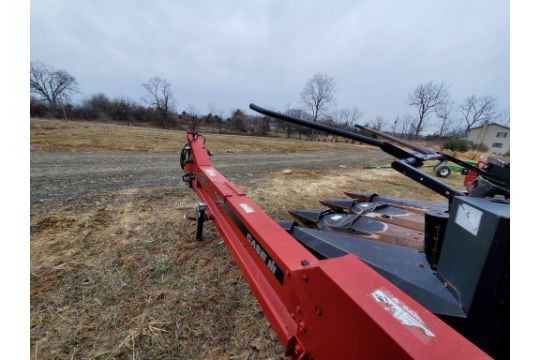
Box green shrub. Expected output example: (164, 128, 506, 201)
(473, 143, 489, 152)
(443, 139, 470, 152)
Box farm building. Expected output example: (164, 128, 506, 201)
(466, 122, 510, 154)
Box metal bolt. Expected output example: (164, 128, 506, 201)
(315, 306, 322, 316)
(300, 259, 310, 266)
(302, 274, 308, 282)
(299, 321, 307, 332)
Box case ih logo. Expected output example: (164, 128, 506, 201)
(372, 288, 435, 338)
(247, 233, 278, 276)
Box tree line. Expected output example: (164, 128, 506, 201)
(30, 62, 509, 141)
(30, 62, 280, 135)
(297, 73, 509, 141)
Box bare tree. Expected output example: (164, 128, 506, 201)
(494, 108, 510, 128)
(231, 109, 247, 133)
(30, 61, 79, 109)
(259, 116, 271, 136)
(408, 82, 449, 139)
(300, 73, 337, 122)
(205, 103, 218, 133)
(336, 107, 362, 127)
(284, 108, 312, 139)
(216, 108, 225, 133)
(367, 116, 387, 131)
(460, 95, 497, 134)
(435, 101, 454, 137)
(391, 116, 400, 137)
(448, 121, 467, 138)
(207, 103, 216, 115)
(142, 77, 175, 129)
(84, 93, 111, 120)
(186, 105, 198, 117)
(395, 114, 415, 139)
(30, 95, 48, 117)
(110, 97, 137, 126)
(186, 105, 199, 130)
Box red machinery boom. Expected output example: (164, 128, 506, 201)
(181, 131, 490, 359)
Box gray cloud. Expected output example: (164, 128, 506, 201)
(31, 0, 509, 127)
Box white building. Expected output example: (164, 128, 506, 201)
(466, 123, 510, 154)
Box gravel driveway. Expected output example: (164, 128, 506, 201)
(31, 150, 391, 202)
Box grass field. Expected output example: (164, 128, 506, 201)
(30, 119, 469, 359)
(31, 119, 367, 154)
(30, 163, 465, 359)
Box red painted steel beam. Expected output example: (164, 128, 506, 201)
(182, 132, 490, 360)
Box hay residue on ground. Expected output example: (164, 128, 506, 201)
(31, 167, 464, 359)
(31, 119, 368, 154)
(31, 186, 284, 359)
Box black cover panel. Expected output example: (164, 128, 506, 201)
(287, 226, 464, 317)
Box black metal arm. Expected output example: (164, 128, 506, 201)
(250, 103, 384, 147)
(249, 103, 466, 200)
(249, 103, 433, 161)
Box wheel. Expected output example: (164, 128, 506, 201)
(435, 165, 451, 178)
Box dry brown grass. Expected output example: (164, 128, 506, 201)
(247, 167, 464, 216)
(31, 119, 367, 154)
(31, 186, 285, 359)
(30, 167, 464, 359)
(444, 149, 489, 161)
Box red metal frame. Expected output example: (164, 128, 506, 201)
(183, 132, 490, 359)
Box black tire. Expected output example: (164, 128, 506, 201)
(435, 165, 451, 178)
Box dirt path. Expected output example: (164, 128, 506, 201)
(30, 150, 391, 202)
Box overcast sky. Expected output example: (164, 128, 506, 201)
(31, 0, 509, 127)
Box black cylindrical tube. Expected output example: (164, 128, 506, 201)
(249, 103, 384, 148)
(196, 203, 207, 241)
